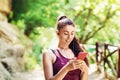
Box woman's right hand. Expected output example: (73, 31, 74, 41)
(65, 58, 80, 71)
(65, 58, 88, 72)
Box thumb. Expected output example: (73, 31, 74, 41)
(72, 57, 77, 60)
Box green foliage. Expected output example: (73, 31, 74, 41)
(26, 27, 56, 65)
(73, 0, 120, 44)
(29, 27, 56, 48)
(11, 0, 120, 44)
(10, 0, 120, 69)
(24, 51, 38, 70)
(11, 0, 59, 36)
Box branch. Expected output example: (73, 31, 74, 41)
(83, 6, 117, 43)
(78, 8, 92, 42)
(83, 8, 92, 31)
(73, 10, 82, 21)
(73, 8, 86, 21)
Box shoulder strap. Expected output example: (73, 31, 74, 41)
(51, 49, 55, 54)
(51, 49, 64, 63)
(51, 49, 60, 57)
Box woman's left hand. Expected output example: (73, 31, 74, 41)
(77, 59, 88, 73)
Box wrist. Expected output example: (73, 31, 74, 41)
(82, 69, 88, 74)
(82, 67, 88, 73)
(64, 62, 71, 72)
(64, 67, 69, 73)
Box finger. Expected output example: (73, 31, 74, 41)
(70, 57, 76, 60)
(79, 65, 85, 72)
(73, 57, 77, 60)
(77, 60, 84, 65)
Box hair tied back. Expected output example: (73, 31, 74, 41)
(58, 15, 67, 21)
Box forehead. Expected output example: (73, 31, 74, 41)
(60, 25, 75, 32)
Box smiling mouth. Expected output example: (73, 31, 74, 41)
(65, 39, 70, 43)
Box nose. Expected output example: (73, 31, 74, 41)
(68, 34, 71, 39)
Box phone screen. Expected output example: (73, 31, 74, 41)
(77, 52, 87, 60)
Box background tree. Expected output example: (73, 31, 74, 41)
(11, 0, 59, 36)
(11, 0, 120, 44)
(10, 0, 120, 66)
(61, 0, 120, 44)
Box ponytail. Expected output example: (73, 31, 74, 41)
(69, 36, 83, 57)
(56, 15, 75, 31)
(57, 15, 67, 21)
(56, 15, 89, 66)
(69, 36, 90, 66)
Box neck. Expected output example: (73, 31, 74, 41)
(58, 43, 69, 50)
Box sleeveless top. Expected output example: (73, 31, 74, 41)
(52, 49, 81, 80)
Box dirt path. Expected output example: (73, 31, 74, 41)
(11, 64, 110, 80)
(11, 67, 45, 80)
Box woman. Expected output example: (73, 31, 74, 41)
(42, 15, 89, 80)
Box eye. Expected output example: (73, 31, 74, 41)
(71, 32, 75, 35)
(64, 32, 69, 35)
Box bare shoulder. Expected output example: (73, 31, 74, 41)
(42, 50, 56, 63)
(43, 49, 51, 58)
(42, 49, 56, 61)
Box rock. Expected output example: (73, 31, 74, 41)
(0, 17, 26, 80)
(0, 63, 11, 80)
(0, 0, 12, 21)
(0, 22, 20, 43)
(0, 12, 7, 21)
(0, 1, 35, 80)
(1, 57, 23, 73)
(0, 0, 12, 14)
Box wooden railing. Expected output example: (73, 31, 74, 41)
(96, 42, 120, 79)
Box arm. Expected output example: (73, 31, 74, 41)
(42, 51, 69, 80)
(80, 69, 88, 80)
(42, 50, 86, 80)
(78, 60, 88, 80)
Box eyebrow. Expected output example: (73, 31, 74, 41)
(63, 31, 75, 33)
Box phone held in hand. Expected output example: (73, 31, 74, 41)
(77, 52, 87, 60)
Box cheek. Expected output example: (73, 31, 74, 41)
(72, 36, 74, 39)
(71, 35, 74, 40)
(59, 35, 67, 40)
(70, 34, 74, 38)
(58, 35, 67, 41)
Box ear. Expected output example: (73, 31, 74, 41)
(56, 30, 59, 35)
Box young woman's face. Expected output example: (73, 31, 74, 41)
(57, 25, 75, 45)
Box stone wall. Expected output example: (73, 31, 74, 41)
(0, 0, 12, 21)
(0, 0, 30, 80)
(0, 22, 26, 80)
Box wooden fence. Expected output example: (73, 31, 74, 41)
(96, 42, 120, 79)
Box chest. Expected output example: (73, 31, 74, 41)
(53, 49, 75, 62)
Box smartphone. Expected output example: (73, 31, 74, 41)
(77, 52, 87, 60)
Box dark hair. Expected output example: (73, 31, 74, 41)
(57, 15, 75, 30)
(57, 15, 89, 66)
(69, 37, 89, 66)
(69, 37, 83, 56)
(57, 15, 82, 56)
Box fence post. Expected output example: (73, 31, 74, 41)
(104, 43, 108, 74)
(117, 48, 120, 78)
(96, 42, 99, 63)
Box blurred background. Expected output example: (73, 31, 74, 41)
(0, 0, 120, 80)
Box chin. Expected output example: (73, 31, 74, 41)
(66, 42, 71, 45)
